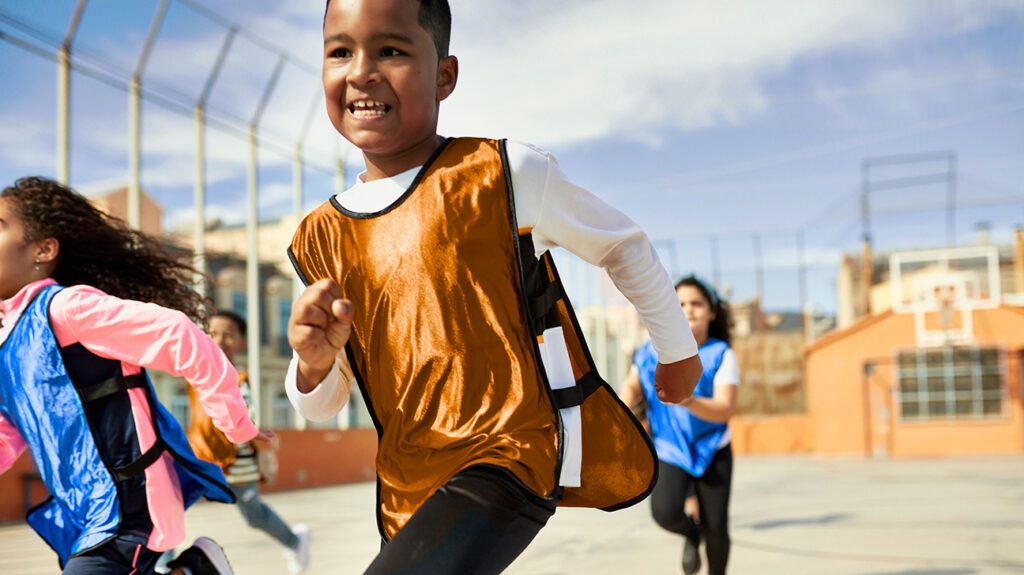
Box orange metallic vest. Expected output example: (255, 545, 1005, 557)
(288, 138, 655, 539)
(186, 371, 250, 471)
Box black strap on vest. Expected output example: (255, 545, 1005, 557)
(529, 282, 564, 336)
(80, 374, 148, 403)
(550, 372, 603, 409)
(109, 440, 166, 482)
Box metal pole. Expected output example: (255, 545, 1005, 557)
(861, 160, 871, 245)
(948, 153, 957, 247)
(753, 233, 764, 309)
(128, 78, 141, 228)
(247, 126, 261, 426)
(293, 89, 321, 227)
(292, 142, 308, 432)
(193, 105, 207, 296)
(57, 47, 70, 184)
(294, 144, 304, 237)
(56, 0, 88, 184)
(193, 27, 237, 299)
(290, 90, 325, 339)
(797, 230, 808, 338)
(710, 236, 721, 289)
(862, 150, 956, 247)
(127, 0, 170, 231)
(246, 55, 288, 427)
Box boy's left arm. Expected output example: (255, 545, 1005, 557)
(51, 287, 258, 444)
(525, 151, 700, 402)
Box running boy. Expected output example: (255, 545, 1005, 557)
(285, 1, 702, 572)
(183, 311, 311, 574)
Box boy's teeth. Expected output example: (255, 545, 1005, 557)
(349, 100, 389, 117)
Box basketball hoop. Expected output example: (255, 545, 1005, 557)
(934, 283, 957, 345)
(890, 246, 999, 348)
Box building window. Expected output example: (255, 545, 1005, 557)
(896, 347, 1004, 420)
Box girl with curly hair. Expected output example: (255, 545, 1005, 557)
(0, 177, 261, 574)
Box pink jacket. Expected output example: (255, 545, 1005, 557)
(0, 278, 258, 551)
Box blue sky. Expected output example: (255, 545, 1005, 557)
(0, 0, 1022, 313)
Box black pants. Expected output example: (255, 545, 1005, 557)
(365, 465, 558, 575)
(650, 447, 733, 575)
(62, 534, 161, 574)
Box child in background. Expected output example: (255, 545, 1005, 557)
(0, 177, 260, 575)
(182, 311, 311, 575)
(621, 276, 739, 575)
(285, 0, 703, 572)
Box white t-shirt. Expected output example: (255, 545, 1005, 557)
(713, 348, 740, 449)
(285, 140, 698, 486)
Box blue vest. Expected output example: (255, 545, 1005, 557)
(635, 337, 729, 477)
(0, 285, 234, 566)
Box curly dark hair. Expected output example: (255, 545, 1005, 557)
(675, 275, 733, 345)
(2, 177, 212, 324)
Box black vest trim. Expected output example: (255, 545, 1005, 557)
(500, 139, 566, 500)
(109, 440, 166, 482)
(79, 374, 148, 403)
(549, 371, 603, 409)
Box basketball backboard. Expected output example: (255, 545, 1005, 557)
(890, 245, 1000, 347)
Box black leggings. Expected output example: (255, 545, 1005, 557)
(62, 534, 161, 574)
(650, 447, 733, 575)
(365, 465, 558, 575)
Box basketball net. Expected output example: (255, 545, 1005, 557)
(934, 283, 957, 345)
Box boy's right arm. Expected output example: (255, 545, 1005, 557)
(0, 413, 27, 476)
(285, 279, 355, 421)
(517, 144, 700, 402)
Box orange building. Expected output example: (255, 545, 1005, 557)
(804, 239, 1024, 457)
(729, 237, 1024, 458)
(805, 306, 1024, 457)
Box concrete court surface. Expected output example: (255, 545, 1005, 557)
(2, 455, 1022, 574)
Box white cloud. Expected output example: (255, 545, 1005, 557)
(0, 112, 54, 176)
(1, 0, 1017, 189)
(438, 0, 1007, 148)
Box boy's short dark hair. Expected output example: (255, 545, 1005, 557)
(212, 310, 247, 339)
(325, 0, 451, 59)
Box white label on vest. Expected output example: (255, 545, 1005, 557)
(538, 326, 582, 487)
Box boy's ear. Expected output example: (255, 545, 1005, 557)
(34, 237, 59, 265)
(436, 55, 458, 102)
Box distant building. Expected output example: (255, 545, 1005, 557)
(84, 183, 163, 237)
(731, 298, 807, 415)
(805, 233, 1024, 457)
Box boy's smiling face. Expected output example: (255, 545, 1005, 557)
(323, 0, 457, 172)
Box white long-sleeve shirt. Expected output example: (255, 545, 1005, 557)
(285, 140, 697, 483)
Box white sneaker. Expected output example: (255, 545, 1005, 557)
(285, 524, 311, 574)
(168, 537, 234, 575)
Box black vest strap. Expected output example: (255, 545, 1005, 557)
(109, 440, 166, 482)
(80, 374, 147, 403)
(529, 282, 565, 336)
(550, 372, 603, 409)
